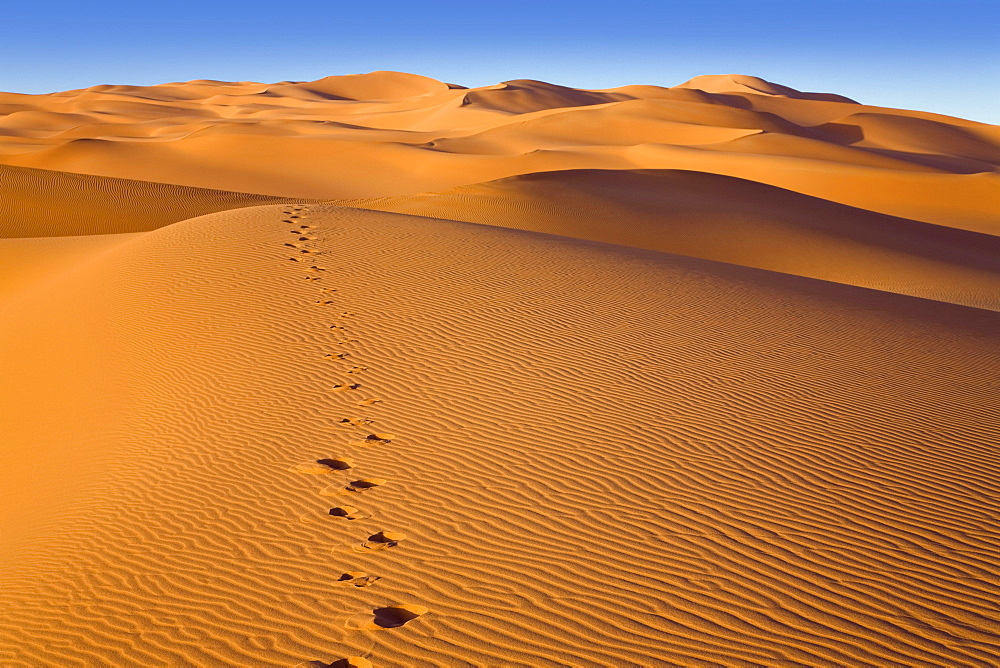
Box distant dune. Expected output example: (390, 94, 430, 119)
(1, 72, 998, 667)
(1, 71, 997, 228)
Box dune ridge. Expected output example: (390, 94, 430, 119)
(2, 72, 999, 667)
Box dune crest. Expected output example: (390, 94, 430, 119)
(676, 73, 861, 103)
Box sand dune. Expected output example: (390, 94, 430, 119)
(336, 168, 1000, 310)
(0, 163, 295, 238)
(2, 72, 999, 667)
(2, 204, 998, 667)
(1, 72, 997, 228)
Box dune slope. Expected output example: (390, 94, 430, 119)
(337, 168, 1000, 311)
(0, 163, 296, 238)
(1, 204, 998, 667)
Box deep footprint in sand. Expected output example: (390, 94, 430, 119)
(335, 571, 381, 588)
(345, 605, 429, 630)
(323, 352, 348, 361)
(329, 505, 369, 520)
(356, 398, 381, 407)
(315, 457, 354, 470)
(345, 478, 387, 492)
(349, 434, 395, 447)
(346, 366, 367, 374)
(289, 457, 353, 475)
(327, 658, 375, 668)
(372, 605, 429, 628)
(352, 530, 406, 552)
(320, 478, 386, 497)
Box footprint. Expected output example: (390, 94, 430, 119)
(353, 530, 406, 552)
(289, 461, 341, 474)
(289, 457, 353, 474)
(338, 311, 355, 318)
(372, 605, 429, 628)
(344, 605, 428, 630)
(315, 457, 354, 470)
(332, 383, 360, 393)
(335, 338, 359, 345)
(338, 417, 374, 427)
(346, 478, 386, 492)
(285, 243, 300, 249)
(306, 265, 327, 273)
(316, 300, 336, 306)
(321, 478, 385, 497)
(323, 353, 348, 361)
(321, 288, 338, 294)
(297, 658, 375, 667)
(336, 571, 380, 588)
(329, 505, 368, 520)
(356, 398, 381, 407)
(346, 367, 367, 374)
(331, 659, 375, 668)
(350, 434, 395, 447)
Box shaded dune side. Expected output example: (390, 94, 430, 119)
(337, 169, 1000, 311)
(0, 163, 299, 237)
(1, 204, 998, 667)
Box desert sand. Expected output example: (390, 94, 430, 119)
(1, 72, 998, 667)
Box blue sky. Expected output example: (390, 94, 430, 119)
(3, 0, 997, 123)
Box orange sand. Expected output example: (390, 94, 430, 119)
(1, 72, 998, 667)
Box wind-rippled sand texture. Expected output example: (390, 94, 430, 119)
(1, 71, 999, 667)
(2, 203, 998, 667)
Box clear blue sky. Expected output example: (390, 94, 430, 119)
(3, 0, 997, 123)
